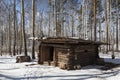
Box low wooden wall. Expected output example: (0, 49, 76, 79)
(38, 43, 99, 70)
(56, 47, 69, 69)
(69, 45, 98, 67)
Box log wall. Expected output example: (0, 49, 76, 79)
(38, 43, 99, 70)
(69, 45, 98, 68)
(56, 47, 69, 69)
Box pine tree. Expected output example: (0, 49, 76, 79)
(8, 1, 12, 55)
(21, 0, 28, 56)
(13, 0, 16, 56)
(105, 0, 109, 53)
(94, 0, 97, 41)
(32, 0, 35, 59)
(116, 0, 119, 51)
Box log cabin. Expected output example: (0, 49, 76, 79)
(38, 37, 107, 70)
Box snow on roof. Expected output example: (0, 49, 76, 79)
(28, 37, 39, 40)
(37, 37, 108, 45)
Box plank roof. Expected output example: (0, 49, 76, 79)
(38, 37, 108, 45)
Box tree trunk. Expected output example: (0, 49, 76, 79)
(21, 0, 27, 56)
(90, 16, 93, 40)
(32, 0, 35, 59)
(16, 15, 19, 55)
(72, 8, 74, 37)
(0, 21, 2, 56)
(48, 11, 51, 37)
(94, 0, 96, 41)
(8, 4, 11, 56)
(82, 1, 84, 39)
(105, 0, 109, 53)
(0, 11, 3, 56)
(54, 0, 57, 37)
(19, 24, 22, 54)
(116, 0, 119, 51)
(13, 0, 16, 56)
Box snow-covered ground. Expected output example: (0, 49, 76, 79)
(0, 53, 120, 80)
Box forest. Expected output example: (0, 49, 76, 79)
(0, 0, 120, 59)
(1, 0, 120, 80)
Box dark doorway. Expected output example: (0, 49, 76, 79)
(49, 47, 54, 61)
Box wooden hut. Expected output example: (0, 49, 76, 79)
(38, 37, 106, 70)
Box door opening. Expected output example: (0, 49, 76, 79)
(49, 47, 54, 61)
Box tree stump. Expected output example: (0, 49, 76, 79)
(16, 56, 31, 63)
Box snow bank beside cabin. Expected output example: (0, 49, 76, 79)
(99, 52, 120, 64)
(0, 53, 120, 80)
